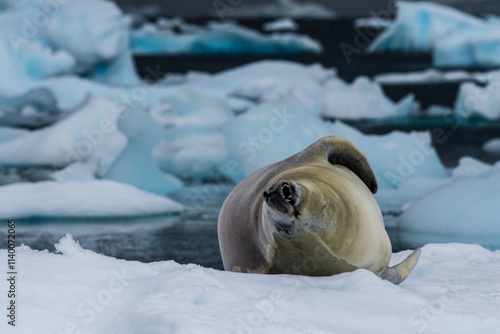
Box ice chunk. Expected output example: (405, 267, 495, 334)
(322, 76, 416, 119)
(455, 71, 500, 119)
(193, 60, 326, 115)
(263, 18, 299, 31)
(0, 97, 126, 178)
(398, 164, 500, 244)
(0, 180, 183, 219)
(0, 88, 69, 128)
(483, 138, 500, 155)
(368, 2, 483, 54)
(0, 0, 139, 89)
(131, 21, 322, 55)
(104, 107, 183, 195)
(153, 89, 233, 181)
(368, 2, 500, 68)
(219, 0, 337, 19)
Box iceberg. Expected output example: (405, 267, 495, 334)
(131, 20, 322, 55)
(218, 0, 337, 19)
(322, 76, 416, 119)
(1, 236, 499, 333)
(0, 0, 139, 90)
(455, 70, 500, 119)
(0, 97, 126, 178)
(104, 107, 183, 195)
(368, 1, 500, 68)
(263, 18, 299, 32)
(0, 180, 183, 219)
(153, 89, 233, 182)
(483, 138, 500, 155)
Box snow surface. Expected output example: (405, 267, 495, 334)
(0, 180, 183, 219)
(1, 235, 499, 333)
(131, 20, 322, 55)
(369, 1, 500, 68)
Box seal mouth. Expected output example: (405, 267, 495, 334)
(281, 183, 293, 205)
(263, 181, 300, 218)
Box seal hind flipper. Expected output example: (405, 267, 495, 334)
(381, 248, 422, 285)
(315, 137, 378, 194)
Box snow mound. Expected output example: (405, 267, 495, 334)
(368, 1, 500, 68)
(0, 180, 183, 219)
(131, 20, 322, 55)
(398, 162, 500, 244)
(1, 240, 499, 333)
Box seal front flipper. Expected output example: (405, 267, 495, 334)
(381, 248, 421, 285)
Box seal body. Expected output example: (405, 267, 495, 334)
(218, 136, 420, 283)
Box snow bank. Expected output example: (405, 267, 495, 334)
(323, 76, 416, 119)
(0, 180, 182, 219)
(398, 161, 500, 244)
(131, 20, 322, 55)
(1, 236, 499, 333)
(369, 2, 500, 68)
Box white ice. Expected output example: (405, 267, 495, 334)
(263, 18, 299, 32)
(483, 138, 500, 155)
(368, 2, 500, 68)
(0, 180, 182, 219)
(323, 76, 416, 119)
(398, 161, 500, 246)
(1, 235, 499, 333)
(218, 0, 337, 19)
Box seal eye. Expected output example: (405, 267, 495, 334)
(281, 183, 292, 202)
